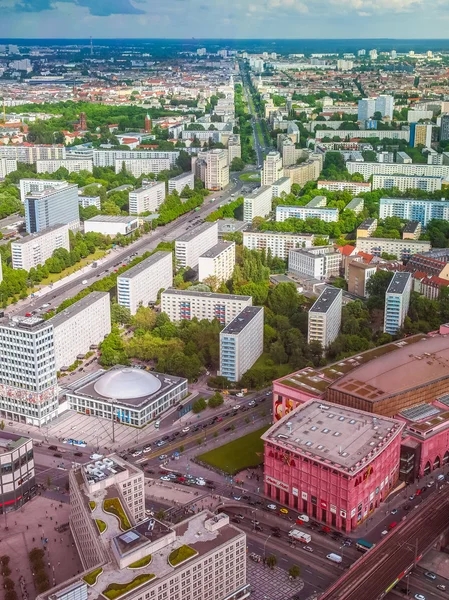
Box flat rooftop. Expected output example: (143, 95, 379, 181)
(221, 306, 263, 336)
(49, 292, 108, 328)
(85, 215, 139, 223)
(118, 251, 171, 280)
(0, 431, 30, 452)
(403, 221, 420, 233)
(83, 456, 127, 485)
(387, 272, 411, 295)
(262, 400, 403, 473)
(162, 288, 251, 302)
(113, 518, 173, 557)
(176, 221, 217, 243)
(200, 241, 233, 259)
(245, 229, 315, 238)
(310, 287, 342, 313)
(358, 218, 376, 229)
(399, 402, 449, 438)
(0, 315, 49, 331)
(329, 334, 449, 403)
(244, 185, 272, 199)
(306, 195, 327, 207)
(11, 223, 67, 245)
(170, 172, 193, 181)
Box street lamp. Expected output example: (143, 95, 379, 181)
(263, 533, 272, 564)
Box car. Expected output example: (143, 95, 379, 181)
(217, 417, 223, 422)
(236, 514, 245, 520)
(233, 495, 241, 501)
(409, 495, 415, 501)
(196, 479, 206, 486)
(255, 524, 263, 532)
(143, 446, 151, 453)
(233, 405, 241, 410)
(248, 400, 256, 407)
(82, 280, 88, 285)
(158, 454, 168, 461)
(267, 504, 277, 510)
(132, 450, 142, 457)
(424, 572, 436, 580)
(273, 530, 281, 538)
(427, 481, 434, 487)
(421, 486, 427, 493)
(416, 489, 422, 496)
(224, 426, 232, 432)
(74, 451, 83, 457)
(48, 445, 58, 451)
(388, 522, 397, 530)
(162, 435, 170, 441)
(251, 520, 260, 525)
(391, 508, 398, 515)
(167, 473, 177, 480)
(303, 546, 313, 552)
(160, 475, 171, 481)
(414, 595, 426, 600)
(53, 453, 62, 458)
(437, 584, 446, 591)
(265, 392, 271, 396)
(231, 517, 242, 524)
(25, 312, 32, 317)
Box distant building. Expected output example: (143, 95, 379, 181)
(117, 251, 173, 315)
(440, 114, 449, 142)
(0, 157, 17, 179)
(115, 158, 171, 177)
(128, 182, 166, 214)
(356, 218, 378, 238)
(384, 272, 412, 334)
(347, 261, 377, 297)
(402, 221, 422, 240)
(276, 205, 338, 223)
(308, 287, 342, 348)
(357, 237, 431, 260)
(283, 155, 323, 187)
(379, 197, 449, 227)
(317, 180, 371, 194)
(78, 195, 101, 210)
(84, 215, 139, 237)
(219, 306, 264, 382)
(168, 172, 194, 195)
(345, 197, 365, 214)
(358, 98, 376, 121)
(0, 432, 36, 511)
(410, 122, 433, 148)
(198, 241, 235, 284)
(262, 151, 283, 186)
(36, 159, 93, 174)
(94, 149, 179, 168)
(24, 183, 79, 233)
(11, 223, 70, 271)
(372, 174, 443, 193)
(348, 161, 449, 181)
(195, 149, 229, 190)
(175, 221, 218, 269)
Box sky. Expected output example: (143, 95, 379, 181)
(1, 0, 448, 39)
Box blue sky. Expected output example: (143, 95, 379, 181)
(0, 0, 447, 38)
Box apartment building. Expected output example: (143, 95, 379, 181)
(357, 98, 376, 121)
(402, 221, 422, 240)
(280, 138, 308, 166)
(411, 122, 433, 148)
(117, 251, 173, 314)
(0, 157, 17, 179)
(198, 241, 235, 284)
(93, 149, 179, 168)
(347, 161, 449, 181)
(372, 174, 443, 193)
(308, 287, 343, 348)
(243, 230, 315, 259)
(227, 135, 242, 165)
(0, 432, 36, 512)
(356, 218, 378, 238)
(49, 292, 111, 371)
(161, 289, 252, 325)
(19, 178, 69, 203)
(315, 129, 410, 141)
(168, 171, 194, 195)
(317, 180, 372, 194)
(384, 272, 412, 334)
(276, 205, 338, 223)
(78, 195, 101, 210)
(262, 151, 283, 186)
(379, 197, 449, 227)
(348, 261, 377, 297)
(396, 152, 413, 164)
(345, 197, 365, 214)
(272, 176, 292, 198)
(288, 246, 342, 280)
(284, 155, 323, 188)
(24, 183, 80, 233)
(0, 316, 58, 426)
(128, 181, 166, 214)
(219, 306, 264, 382)
(0, 144, 66, 164)
(204, 148, 229, 190)
(114, 158, 171, 177)
(36, 159, 93, 174)
(11, 223, 70, 271)
(175, 221, 218, 269)
(243, 185, 273, 222)
(356, 237, 431, 260)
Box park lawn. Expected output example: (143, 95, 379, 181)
(255, 122, 264, 146)
(252, 353, 294, 380)
(197, 426, 270, 475)
(36, 249, 106, 287)
(239, 172, 261, 182)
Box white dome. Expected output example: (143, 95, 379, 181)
(94, 368, 161, 400)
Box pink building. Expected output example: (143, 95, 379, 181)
(272, 367, 329, 422)
(262, 400, 404, 532)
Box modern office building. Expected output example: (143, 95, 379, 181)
(175, 221, 218, 269)
(36, 159, 93, 174)
(357, 98, 376, 121)
(128, 181, 166, 214)
(0, 432, 36, 512)
(262, 151, 283, 186)
(161, 289, 252, 326)
(168, 171, 195, 195)
(272, 176, 292, 198)
(243, 185, 273, 222)
(347, 161, 449, 181)
(84, 215, 140, 237)
(219, 306, 264, 382)
(372, 174, 443, 192)
(262, 401, 403, 532)
(0, 316, 58, 426)
(379, 197, 449, 227)
(243, 230, 315, 259)
(24, 183, 79, 233)
(93, 149, 179, 168)
(276, 205, 338, 223)
(317, 180, 371, 194)
(307, 287, 342, 348)
(115, 158, 171, 177)
(63, 366, 188, 427)
(11, 223, 70, 271)
(198, 241, 235, 284)
(117, 251, 173, 314)
(19, 178, 69, 202)
(0, 157, 17, 179)
(384, 272, 412, 335)
(49, 292, 111, 371)
(356, 237, 431, 260)
(288, 246, 342, 280)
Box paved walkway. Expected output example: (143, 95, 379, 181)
(246, 561, 303, 600)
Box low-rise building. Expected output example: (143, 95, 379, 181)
(317, 180, 371, 194)
(11, 223, 70, 271)
(49, 292, 111, 371)
(114, 158, 171, 177)
(308, 287, 342, 348)
(84, 215, 139, 237)
(219, 306, 264, 382)
(175, 221, 218, 269)
(198, 241, 235, 284)
(384, 272, 412, 335)
(243, 230, 315, 259)
(356, 237, 431, 260)
(356, 218, 378, 238)
(161, 289, 252, 325)
(345, 197, 365, 214)
(78, 195, 101, 210)
(243, 185, 273, 222)
(217, 218, 248, 238)
(402, 220, 422, 240)
(128, 182, 166, 215)
(117, 251, 173, 315)
(289, 246, 342, 280)
(168, 171, 194, 195)
(276, 205, 338, 223)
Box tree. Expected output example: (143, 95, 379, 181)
(99, 326, 129, 366)
(156, 509, 166, 520)
(270, 341, 288, 365)
(111, 302, 131, 325)
(266, 554, 277, 569)
(289, 565, 301, 579)
(132, 306, 157, 331)
(230, 157, 245, 171)
(366, 270, 394, 309)
(208, 392, 224, 408)
(192, 397, 207, 413)
(268, 283, 302, 319)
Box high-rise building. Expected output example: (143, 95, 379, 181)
(198, 241, 235, 284)
(358, 98, 376, 121)
(11, 223, 70, 271)
(243, 185, 273, 222)
(369, 49, 378, 60)
(128, 181, 166, 214)
(384, 272, 412, 335)
(347, 161, 449, 180)
(117, 251, 173, 315)
(440, 114, 449, 142)
(219, 306, 264, 382)
(19, 178, 68, 202)
(0, 432, 36, 511)
(347, 261, 377, 298)
(168, 172, 194, 195)
(0, 157, 17, 179)
(411, 122, 433, 147)
(175, 221, 218, 269)
(375, 95, 394, 119)
(262, 151, 283, 186)
(307, 287, 342, 348)
(36, 159, 93, 174)
(161, 289, 252, 325)
(0, 316, 58, 426)
(379, 197, 449, 227)
(24, 183, 79, 233)
(204, 148, 229, 190)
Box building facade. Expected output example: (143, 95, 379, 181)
(19, 178, 68, 202)
(384, 272, 412, 335)
(317, 180, 371, 194)
(356, 237, 431, 260)
(94, 149, 179, 168)
(117, 251, 173, 315)
(347, 161, 449, 181)
(288, 246, 342, 280)
(262, 152, 283, 186)
(168, 172, 195, 195)
(372, 174, 443, 193)
(379, 197, 449, 228)
(24, 183, 80, 233)
(243, 230, 315, 259)
(0, 432, 36, 514)
(272, 177, 292, 198)
(0, 157, 17, 179)
(175, 221, 218, 269)
(115, 158, 171, 177)
(243, 186, 273, 223)
(198, 241, 236, 284)
(308, 287, 342, 348)
(11, 223, 70, 271)
(36, 159, 93, 174)
(219, 306, 264, 382)
(84, 216, 139, 237)
(276, 205, 338, 223)
(128, 182, 166, 215)
(204, 149, 229, 190)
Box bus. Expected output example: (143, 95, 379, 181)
(356, 539, 375, 553)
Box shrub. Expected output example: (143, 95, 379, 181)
(1, 555, 10, 566)
(103, 574, 155, 599)
(168, 545, 197, 567)
(208, 392, 224, 409)
(5, 591, 18, 600)
(96, 519, 107, 534)
(4, 579, 15, 590)
(83, 567, 103, 585)
(192, 397, 207, 414)
(128, 555, 152, 569)
(2, 566, 11, 576)
(103, 498, 131, 531)
(89, 501, 96, 511)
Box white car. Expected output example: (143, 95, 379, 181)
(158, 454, 168, 461)
(182, 427, 190, 433)
(248, 400, 256, 407)
(233, 405, 241, 411)
(82, 280, 88, 285)
(196, 479, 206, 486)
(132, 450, 142, 457)
(267, 504, 277, 510)
(303, 546, 313, 553)
(236, 393, 244, 398)
(160, 475, 171, 481)
(143, 446, 152, 453)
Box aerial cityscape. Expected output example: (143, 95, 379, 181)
(3, 8, 449, 600)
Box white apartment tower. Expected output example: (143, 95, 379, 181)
(11, 224, 70, 271)
(128, 181, 166, 214)
(198, 241, 236, 284)
(308, 287, 343, 348)
(117, 251, 173, 314)
(262, 151, 283, 186)
(161, 289, 253, 325)
(205, 149, 229, 190)
(168, 172, 195, 195)
(243, 185, 273, 223)
(384, 272, 412, 335)
(175, 221, 218, 269)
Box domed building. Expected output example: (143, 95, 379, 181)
(63, 366, 188, 426)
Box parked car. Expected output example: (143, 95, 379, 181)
(53, 453, 62, 458)
(424, 572, 436, 580)
(303, 546, 313, 553)
(158, 454, 168, 461)
(267, 504, 277, 510)
(391, 508, 398, 515)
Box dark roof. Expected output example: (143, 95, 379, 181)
(221, 306, 263, 335)
(310, 287, 342, 313)
(386, 272, 411, 295)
